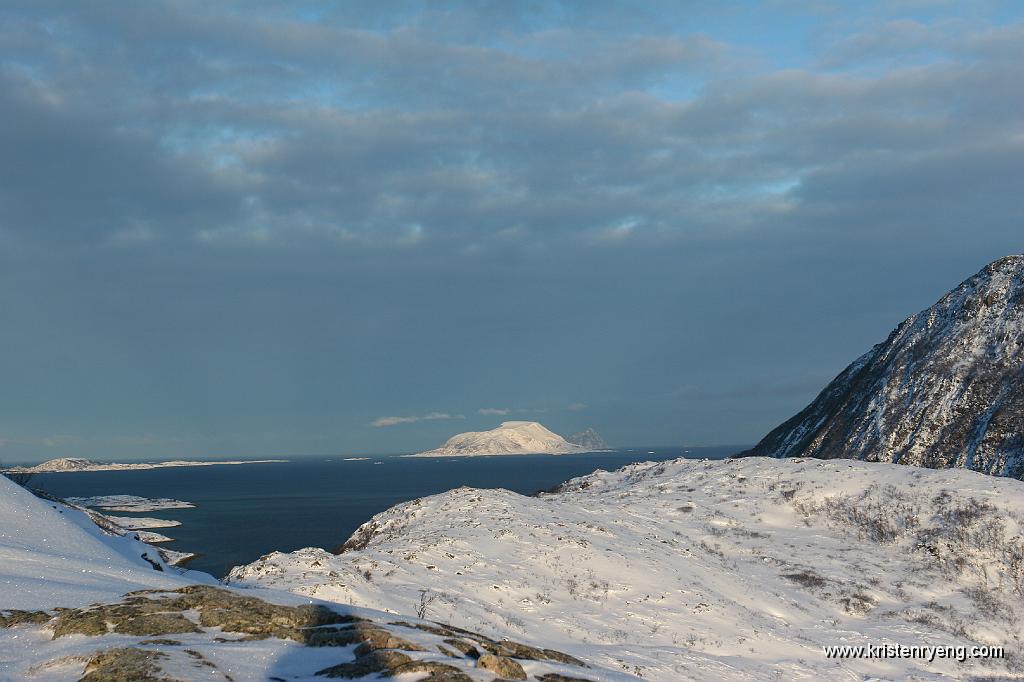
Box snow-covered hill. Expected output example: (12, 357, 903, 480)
(5, 457, 287, 473)
(18, 457, 99, 472)
(742, 255, 1024, 478)
(229, 457, 1024, 681)
(0, 474, 632, 681)
(410, 421, 587, 457)
(0, 474, 199, 611)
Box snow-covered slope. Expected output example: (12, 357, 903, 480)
(742, 255, 1024, 478)
(230, 457, 1024, 681)
(410, 420, 587, 457)
(0, 474, 632, 681)
(0, 474, 199, 610)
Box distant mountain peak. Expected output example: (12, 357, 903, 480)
(409, 421, 586, 457)
(567, 428, 610, 450)
(29, 457, 97, 472)
(741, 255, 1024, 479)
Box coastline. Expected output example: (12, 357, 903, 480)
(5, 458, 288, 474)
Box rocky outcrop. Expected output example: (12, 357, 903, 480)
(477, 653, 527, 679)
(741, 255, 1024, 478)
(5, 585, 598, 681)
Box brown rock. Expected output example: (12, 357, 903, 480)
(78, 647, 168, 682)
(316, 650, 413, 678)
(443, 638, 481, 658)
(0, 609, 51, 628)
(477, 653, 527, 680)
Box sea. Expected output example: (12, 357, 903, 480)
(31, 446, 739, 577)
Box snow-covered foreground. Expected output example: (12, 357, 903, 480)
(0, 473, 632, 681)
(230, 457, 1024, 681)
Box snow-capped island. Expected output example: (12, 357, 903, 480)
(408, 420, 589, 457)
(4, 456, 287, 474)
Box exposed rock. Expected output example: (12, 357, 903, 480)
(351, 626, 425, 655)
(52, 585, 378, 643)
(78, 647, 168, 682)
(389, 660, 473, 681)
(389, 620, 456, 637)
(0, 610, 51, 628)
(444, 638, 481, 658)
(477, 653, 527, 679)
(53, 603, 199, 639)
(315, 650, 413, 678)
(176, 585, 361, 640)
(115, 612, 200, 637)
(478, 639, 586, 667)
(540, 649, 588, 667)
(535, 674, 597, 682)
(17, 582, 592, 681)
(52, 608, 114, 638)
(741, 255, 1024, 479)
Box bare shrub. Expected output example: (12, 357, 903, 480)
(415, 589, 438, 619)
(782, 570, 828, 589)
(818, 485, 920, 543)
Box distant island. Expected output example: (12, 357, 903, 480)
(4, 457, 288, 474)
(567, 427, 610, 450)
(408, 421, 588, 457)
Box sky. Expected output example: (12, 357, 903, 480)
(1, 1, 1022, 462)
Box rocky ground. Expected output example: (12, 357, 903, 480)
(2, 584, 609, 681)
(230, 457, 1024, 681)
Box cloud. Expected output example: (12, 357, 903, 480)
(1, 3, 1022, 457)
(567, 403, 588, 411)
(40, 435, 79, 447)
(477, 407, 511, 415)
(370, 412, 465, 428)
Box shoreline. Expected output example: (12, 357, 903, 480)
(6, 459, 288, 474)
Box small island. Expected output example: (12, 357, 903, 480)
(407, 421, 590, 457)
(4, 457, 287, 474)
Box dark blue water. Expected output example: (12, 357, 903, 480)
(32, 447, 739, 577)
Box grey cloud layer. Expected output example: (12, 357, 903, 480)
(0, 1, 1021, 459)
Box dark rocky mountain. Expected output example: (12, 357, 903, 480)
(741, 255, 1024, 479)
(567, 427, 610, 450)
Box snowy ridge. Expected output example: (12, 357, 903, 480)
(409, 420, 587, 457)
(742, 255, 1024, 478)
(229, 456, 1024, 681)
(0, 475, 201, 610)
(0, 474, 631, 681)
